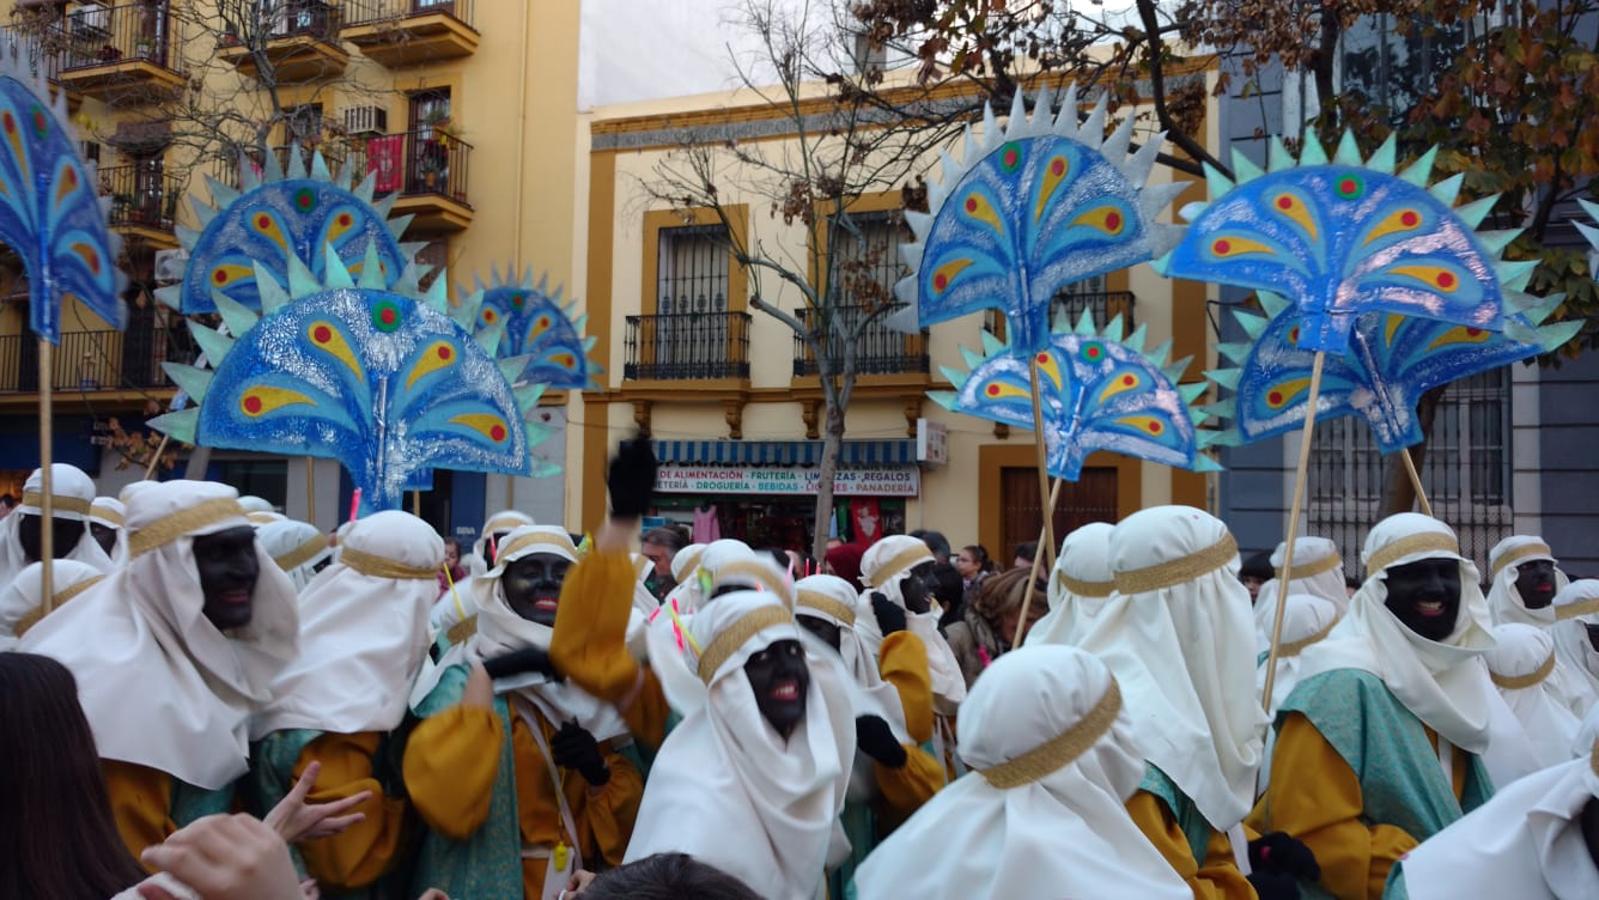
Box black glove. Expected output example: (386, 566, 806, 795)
(1246, 871, 1300, 900)
(550, 719, 610, 786)
(1249, 832, 1320, 882)
(608, 436, 657, 519)
(481, 646, 562, 682)
(854, 715, 907, 769)
(870, 592, 906, 637)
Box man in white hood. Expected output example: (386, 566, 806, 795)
(1487, 535, 1566, 628)
(88, 496, 127, 564)
(22, 480, 299, 859)
(0, 464, 114, 589)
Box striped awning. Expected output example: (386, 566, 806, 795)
(651, 439, 917, 466)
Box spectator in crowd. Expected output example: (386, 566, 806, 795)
(436, 536, 468, 598)
(1239, 550, 1274, 604)
(641, 525, 690, 601)
(1012, 541, 1037, 570)
(910, 529, 952, 566)
(954, 545, 993, 593)
(943, 566, 1049, 686)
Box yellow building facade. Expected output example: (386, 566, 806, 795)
(574, 65, 1224, 556)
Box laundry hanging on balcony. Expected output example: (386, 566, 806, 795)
(366, 134, 405, 194)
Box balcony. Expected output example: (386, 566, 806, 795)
(219, 1, 348, 82)
(359, 129, 474, 232)
(0, 325, 195, 397)
(100, 162, 182, 250)
(984, 289, 1137, 340)
(341, 0, 478, 67)
(54, 4, 185, 103)
(793, 304, 929, 379)
(624, 312, 751, 382)
(0, 24, 66, 87)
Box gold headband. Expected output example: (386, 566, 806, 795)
(1489, 652, 1556, 690)
(1058, 573, 1115, 598)
(1276, 552, 1342, 582)
(89, 505, 124, 527)
(1557, 597, 1599, 621)
(247, 511, 280, 525)
(1114, 533, 1238, 594)
(21, 491, 91, 516)
(865, 545, 932, 589)
(796, 590, 856, 626)
(675, 548, 705, 581)
(1277, 611, 1343, 658)
(128, 498, 247, 558)
(497, 531, 578, 563)
(713, 560, 792, 605)
(274, 534, 329, 572)
(483, 516, 528, 536)
(339, 546, 439, 580)
(13, 575, 103, 637)
(447, 615, 478, 646)
(1590, 739, 1599, 779)
(1366, 533, 1460, 576)
(697, 606, 794, 684)
(1490, 542, 1554, 581)
(981, 678, 1122, 789)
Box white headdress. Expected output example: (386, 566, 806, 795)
(252, 511, 441, 739)
(0, 559, 104, 648)
(255, 519, 330, 593)
(1550, 580, 1599, 718)
(1075, 505, 1267, 830)
(856, 534, 966, 711)
(1025, 521, 1116, 647)
(88, 497, 128, 565)
(796, 573, 907, 741)
(1486, 623, 1581, 772)
(1487, 535, 1567, 628)
(466, 510, 533, 577)
(0, 464, 114, 588)
(852, 646, 1191, 900)
(21, 480, 299, 788)
(1254, 592, 1342, 797)
(1254, 536, 1347, 652)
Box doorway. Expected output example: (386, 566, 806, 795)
(999, 466, 1118, 564)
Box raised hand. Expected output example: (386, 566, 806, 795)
(482, 646, 562, 682)
(870, 592, 906, 637)
(854, 714, 908, 768)
(263, 760, 370, 845)
(607, 436, 658, 519)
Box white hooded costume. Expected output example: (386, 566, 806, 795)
(252, 510, 442, 740)
(1255, 592, 1342, 797)
(1024, 521, 1116, 647)
(21, 480, 299, 789)
(1550, 580, 1599, 718)
(624, 591, 855, 900)
(256, 518, 331, 593)
(852, 645, 1191, 900)
(0, 559, 104, 649)
(89, 496, 128, 565)
(1486, 623, 1582, 773)
(856, 535, 966, 713)
(465, 510, 534, 577)
(0, 464, 114, 589)
(1254, 535, 1347, 653)
(1487, 535, 1568, 628)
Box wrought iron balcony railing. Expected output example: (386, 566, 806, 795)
(792, 304, 929, 377)
(624, 312, 752, 381)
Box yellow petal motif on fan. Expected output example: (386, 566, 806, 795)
(1268, 192, 1318, 241)
(307, 321, 364, 382)
(1387, 264, 1462, 293)
(208, 263, 255, 289)
(528, 314, 553, 340)
(248, 209, 290, 252)
(1116, 415, 1168, 437)
(551, 353, 576, 369)
(405, 340, 459, 389)
(930, 258, 974, 294)
(1097, 371, 1143, 404)
(1031, 350, 1063, 389)
(1361, 208, 1425, 246)
(960, 192, 1005, 236)
(1426, 325, 1492, 352)
(1033, 154, 1071, 222)
(450, 413, 511, 444)
(1207, 236, 1274, 259)
(1072, 205, 1128, 236)
(979, 380, 1031, 402)
(239, 385, 313, 418)
(324, 208, 359, 245)
(1264, 378, 1311, 409)
(1383, 314, 1405, 346)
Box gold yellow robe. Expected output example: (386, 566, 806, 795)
(1126, 788, 1255, 900)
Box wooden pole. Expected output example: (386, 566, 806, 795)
(304, 457, 316, 527)
(412, 490, 422, 517)
(1399, 447, 1433, 518)
(1261, 351, 1326, 712)
(143, 434, 169, 480)
(1013, 478, 1064, 648)
(38, 339, 54, 614)
(1027, 357, 1058, 571)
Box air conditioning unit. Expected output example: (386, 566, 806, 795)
(154, 248, 188, 285)
(343, 106, 388, 137)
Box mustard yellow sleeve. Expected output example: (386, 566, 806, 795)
(620, 668, 670, 749)
(292, 732, 407, 890)
(102, 760, 174, 864)
(550, 549, 644, 702)
(1263, 712, 1417, 900)
(577, 746, 645, 868)
(1126, 790, 1251, 900)
(1196, 827, 1256, 900)
(402, 705, 503, 841)
(878, 631, 934, 745)
(874, 744, 944, 817)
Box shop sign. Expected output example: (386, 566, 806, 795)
(656, 464, 920, 497)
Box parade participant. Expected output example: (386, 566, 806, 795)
(795, 574, 944, 895)
(251, 510, 443, 894)
(256, 518, 331, 594)
(404, 523, 645, 899)
(21, 480, 299, 859)
(0, 464, 115, 588)
(640, 526, 688, 602)
(468, 510, 535, 577)
(1075, 506, 1274, 900)
(89, 496, 127, 563)
(943, 566, 1047, 685)
(852, 645, 1193, 900)
(1025, 521, 1116, 648)
(1485, 623, 1581, 772)
(0, 559, 103, 649)
(238, 496, 274, 515)
(623, 590, 855, 900)
(1254, 536, 1347, 652)
(1487, 535, 1566, 628)
(1385, 739, 1599, 899)
(1550, 580, 1599, 717)
(1254, 593, 1342, 797)
(1257, 513, 1498, 899)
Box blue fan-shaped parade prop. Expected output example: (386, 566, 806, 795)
(455, 266, 600, 389)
